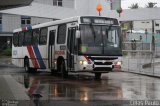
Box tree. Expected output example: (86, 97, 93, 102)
(128, 3, 139, 9)
(146, 2, 157, 8)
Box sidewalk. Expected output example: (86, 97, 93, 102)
(0, 56, 30, 100)
(0, 75, 30, 100)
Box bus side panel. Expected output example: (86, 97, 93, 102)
(12, 41, 48, 70)
(23, 46, 33, 68)
(12, 46, 24, 67)
(18, 46, 24, 67)
(12, 45, 19, 67)
(37, 45, 47, 69)
(21, 45, 47, 69)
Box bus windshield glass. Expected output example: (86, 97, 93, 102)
(79, 24, 122, 56)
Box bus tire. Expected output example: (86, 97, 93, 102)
(58, 60, 68, 78)
(24, 58, 30, 73)
(51, 69, 58, 75)
(24, 58, 37, 73)
(94, 73, 101, 80)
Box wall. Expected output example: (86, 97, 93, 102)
(155, 20, 160, 33)
(2, 14, 53, 32)
(31, 17, 53, 26)
(110, 0, 121, 10)
(63, 0, 75, 8)
(133, 21, 152, 32)
(133, 20, 160, 33)
(75, 0, 111, 16)
(34, 0, 52, 5)
(34, 0, 75, 8)
(2, 14, 21, 32)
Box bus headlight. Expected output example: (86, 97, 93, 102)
(115, 61, 122, 66)
(79, 60, 88, 65)
(83, 61, 88, 65)
(79, 60, 83, 65)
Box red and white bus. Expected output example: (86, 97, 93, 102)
(12, 16, 122, 79)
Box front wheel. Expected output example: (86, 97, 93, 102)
(95, 73, 101, 80)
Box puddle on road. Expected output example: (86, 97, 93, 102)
(12, 72, 123, 102)
(11, 71, 160, 105)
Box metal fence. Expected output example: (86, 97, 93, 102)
(122, 33, 160, 77)
(122, 41, 152, 52)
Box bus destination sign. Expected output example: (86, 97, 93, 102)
(81, 17, 118, 25)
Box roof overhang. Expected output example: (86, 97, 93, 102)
(108, 8, 160, 21)
(0, 32, 12, 36)
(0, 2, 77, 19)
(0, 0, 33, 10)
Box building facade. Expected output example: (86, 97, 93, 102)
(0, 13, 53, 49)
(133, 20, 160, 33)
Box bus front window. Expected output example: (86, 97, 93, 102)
(78, 24, 122, 56)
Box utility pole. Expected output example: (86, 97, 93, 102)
(152, 20, 155, 52)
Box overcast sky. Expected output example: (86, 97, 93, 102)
(121, 0, 160, 9)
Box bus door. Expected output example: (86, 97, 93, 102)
(48, 26, 57, 69)
(67, 27, 76, 70)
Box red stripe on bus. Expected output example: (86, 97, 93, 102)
(22, 27, 26, 31)
(27, 46, 39, 68)
(84, 56, 90, 62)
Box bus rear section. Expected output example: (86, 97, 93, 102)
(12, 26, 48, 72)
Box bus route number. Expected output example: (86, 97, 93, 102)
(55, 51, 65, 55)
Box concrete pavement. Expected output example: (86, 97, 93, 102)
(0, 75, 30, 100)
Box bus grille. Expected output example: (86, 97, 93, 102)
(90, 57, 118, 60)
(94, 62, 112, 65)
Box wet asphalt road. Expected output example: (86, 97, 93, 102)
(1, 57, 160, 106)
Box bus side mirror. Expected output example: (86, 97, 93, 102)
(76, 30, 80, 38)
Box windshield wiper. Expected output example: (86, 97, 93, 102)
(89, 23, 96, 43)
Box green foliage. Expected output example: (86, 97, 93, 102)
(1, 48, 12, 56)
(128, 3, 139, 9)
(146, 2, 157, 8)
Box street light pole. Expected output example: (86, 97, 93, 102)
(152, 20, 155, 52)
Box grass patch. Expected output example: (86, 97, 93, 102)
(0, 48, 12, 56)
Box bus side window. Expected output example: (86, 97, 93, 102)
(57, 24, 66, 44)
(49, 30, 55, 45)
(19, 32, 24, 47)
(33, 29, 39, 45)
(39, 27, 47, 45)
(13, 33, 19, 47)
(24, 30, 32, 46)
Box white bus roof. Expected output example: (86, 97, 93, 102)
(13, 16, 80, 33)
(13, 16, 118, 33)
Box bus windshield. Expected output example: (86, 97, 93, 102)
(78, 24, 122, 56)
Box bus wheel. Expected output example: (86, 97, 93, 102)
(94, 73, 101, 80)
(24, 58, 30, 73)
(24, 58, 36, 73)
(51, 69, 58, 75)
(59, 60, 68, 78)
